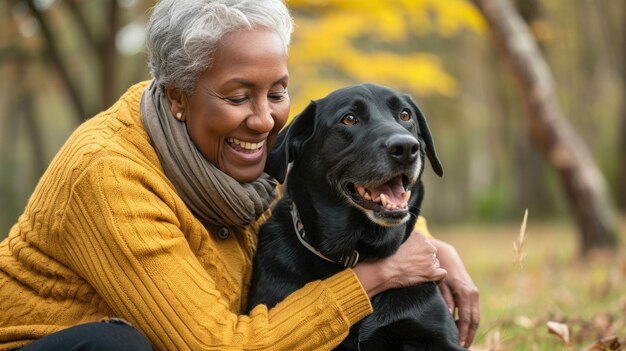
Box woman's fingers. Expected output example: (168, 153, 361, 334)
(401, 231, 446, 282)
(449, 279, 480, 347)
(438, 280, 455, 314)
(353, 231, 452, 297)
(430, 267, 448, 283)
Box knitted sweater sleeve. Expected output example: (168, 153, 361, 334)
(59, 154, 372, 351)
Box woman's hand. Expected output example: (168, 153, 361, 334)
(432, 238, 480, 348)
(352, 231, 447, 298)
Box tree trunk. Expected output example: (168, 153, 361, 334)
(619, 2, 626, 213)
(21, 91, 46, 177)
(470, 0, 619, 255)
(100, 1, 119, 108)
(513, 0, 555, 216)
(26, 0, 86, 123)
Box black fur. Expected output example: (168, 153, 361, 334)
(247, 84, 466, 350)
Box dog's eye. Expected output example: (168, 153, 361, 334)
(341, 114, 359, 126)
(400, 109, 412, 121)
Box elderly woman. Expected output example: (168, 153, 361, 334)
(0, 0, 478, 350)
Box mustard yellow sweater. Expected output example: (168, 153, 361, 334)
(0, 82, 373, 351)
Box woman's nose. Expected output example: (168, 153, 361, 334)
(247, 100, 275, 133)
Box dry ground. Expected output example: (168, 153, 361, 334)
(434, 216, 626, 351)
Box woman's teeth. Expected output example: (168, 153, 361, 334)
(227, 138, 265, 151)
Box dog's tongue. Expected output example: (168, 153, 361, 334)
(369, 175, 408, 209)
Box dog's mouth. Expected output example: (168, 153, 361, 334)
(344, 174, 412, 221)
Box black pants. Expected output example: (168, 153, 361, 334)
(18, 320, 153, 351)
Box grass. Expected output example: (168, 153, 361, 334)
(434, 215, 626, 351)
(2, 206, 623, 349)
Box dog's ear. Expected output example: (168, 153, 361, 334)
(406, 96, 444, 177)
(265, 101, 318, 183)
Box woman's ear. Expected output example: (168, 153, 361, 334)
(165, 85, 187, 121)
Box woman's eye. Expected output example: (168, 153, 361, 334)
(341, 114, 359, 126)
(400, 109, 412, 121)
(225, 96, 249, 104)
(269, 91, 288, 102)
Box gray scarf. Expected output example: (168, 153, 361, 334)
(140, 80, 277, 227)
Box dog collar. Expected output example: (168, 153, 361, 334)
(289, 202, 360, 268)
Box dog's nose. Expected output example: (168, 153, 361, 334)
(386, 134, 419, 164)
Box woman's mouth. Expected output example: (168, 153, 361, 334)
(219, 137, 268, 182)
(226, 137, 265, 153)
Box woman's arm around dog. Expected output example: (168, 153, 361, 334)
(432, 238, 480, 348)
(352, 232, 447, 298)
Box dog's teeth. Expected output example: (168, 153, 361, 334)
(364, 191, 372, 201)
(380, 194, 387, 207)
(357, 186, 366, 198)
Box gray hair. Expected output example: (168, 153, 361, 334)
(146, 0, 293, 94)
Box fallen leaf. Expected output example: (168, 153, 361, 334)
(584, 335, 622, 351)
(547, 320, 570, 346)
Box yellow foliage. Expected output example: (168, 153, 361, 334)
(287, 0, 485, 36)
(287, 78, 347, 124)
(426, 0, 486, 36)
(285, 0, 485, 118)
(334, 52, 458, 96)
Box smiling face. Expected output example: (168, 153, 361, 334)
(266, 84, 435, 259)
(167, 28, 290, 183)
(317, 86, 423, 227)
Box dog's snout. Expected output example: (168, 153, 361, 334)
(386, 134, 419, 164)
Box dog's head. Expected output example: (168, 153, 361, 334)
(267, 84, 442, 229)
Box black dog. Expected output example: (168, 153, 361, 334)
(247, 84, 466, 350)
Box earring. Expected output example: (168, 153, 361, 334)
(175, 112, 185, 122)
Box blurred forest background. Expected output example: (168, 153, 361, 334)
(1, 0, 626, 349)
